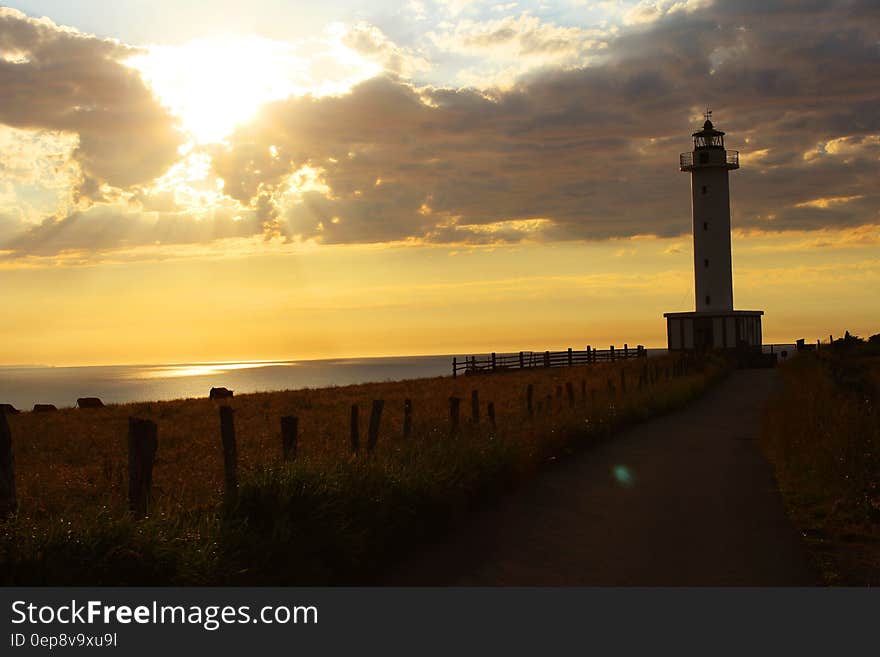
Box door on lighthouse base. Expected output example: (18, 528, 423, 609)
(693, 317, 714, 352)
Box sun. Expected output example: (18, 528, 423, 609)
(127, 31, 381, 144)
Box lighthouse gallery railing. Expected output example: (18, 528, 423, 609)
(679, 150, 739, 169)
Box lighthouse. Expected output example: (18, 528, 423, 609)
(663, 111, 764, 352)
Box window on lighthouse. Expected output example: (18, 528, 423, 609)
(704, 258, 709, 268)
(703, 221, 708, 230)
(705, 295, 711, 306)
(701, 185, 707, 195)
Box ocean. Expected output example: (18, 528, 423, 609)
(0, 345, 792, 410)
(0, 355, 453, 410)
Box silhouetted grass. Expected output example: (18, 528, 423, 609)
(1, 354, 728, 584)
(761, 338, 880, 585)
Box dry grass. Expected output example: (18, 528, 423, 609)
(761, 343, 880, 585)
(1, 354, 727, 585)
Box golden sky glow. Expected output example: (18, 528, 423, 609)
(1, 226, 877, 366)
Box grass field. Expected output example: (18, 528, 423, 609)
(761, 336, 880, 585)
(1, 353, 728, 585)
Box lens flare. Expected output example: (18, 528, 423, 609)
(612, 465, 635, 487)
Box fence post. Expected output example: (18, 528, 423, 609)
(568, 348, 573, 367)
(587, 345, 592, 363)
(403, 399, 413, 439)
(487, 402, 496, 430)
(0, 412, 17, 517)
(127, 417, 158, 518)
(471, 390, 480, 425)
(449, 397, 461, 434)
(566, 382, 575, 408)
(281, 415, 298, 461)
(610, 345, 616, 360)
(219, 406, 238, 503)
(367, 400, 384, 454)
(544, 351, 550, 368)
(350, 404, 360, 454)
(527, 384, 534, 417)
(491, 352, 497, 372)
(624, 343, 628, 358)
(519, 351, 524, 369)
(452, 357, 457, 378)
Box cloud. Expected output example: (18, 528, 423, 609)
(428, 12, 608, 86)
(209, 0, 879, 246)
(623, 0, 713, 26)
(4, 0, 880, 258)
(0, 209, 27, 246)
(795, 195, 865, 210)
(342, 22, 431, 77)
(803, 134, 880, 163)
(0, 124, 79, 222)
(0, 8, 182, 196)
(1, 201, 261, 257)
(438, 0, 481, 18)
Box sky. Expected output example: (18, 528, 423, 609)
(0, 0, 878, 366)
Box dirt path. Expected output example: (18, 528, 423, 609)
(385, 369, 816, 585)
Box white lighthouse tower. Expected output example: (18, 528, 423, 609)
(664, 111, 764, 352)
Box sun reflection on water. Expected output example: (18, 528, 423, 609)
(129, 362, 292, 379)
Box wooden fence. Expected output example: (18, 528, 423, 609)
(453, 344, 647, 377)
(0, 352, 703, 520)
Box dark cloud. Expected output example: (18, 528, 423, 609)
(0, 209, 27, 246)
(1, 203, 260, 257)
(0, 8, 182, 195)
(213, 0, 880, 245)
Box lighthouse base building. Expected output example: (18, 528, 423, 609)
(664, 113, 764, 353)
(663, 310, 763, 352)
